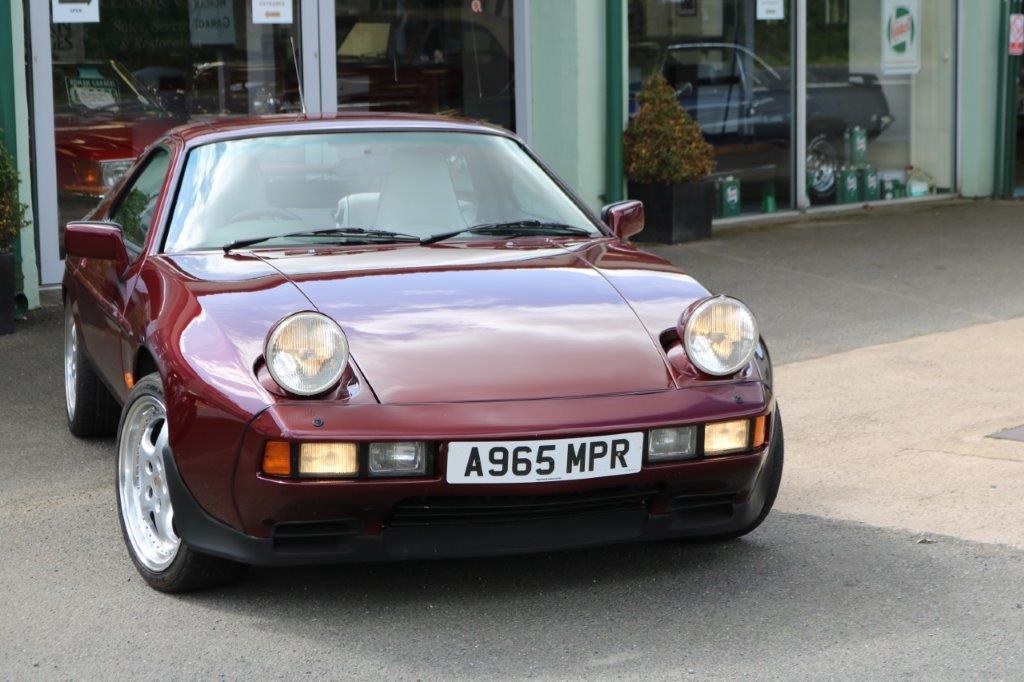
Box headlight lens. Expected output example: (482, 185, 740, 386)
(648, 427, 697, 462)
(682, 296, 759, 376)
(299, 442, 359, 477)
(266, 312, 349, 396)
(100, 159, 134, 191)
(368, 442, 428, 477)
(704, 419, 751, 456)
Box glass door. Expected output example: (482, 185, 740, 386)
(33, 0, 523, 283)
(34, 0, 306, 283)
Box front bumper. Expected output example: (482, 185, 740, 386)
(165, 441, 775, 566)
(167, 382, 777, 566)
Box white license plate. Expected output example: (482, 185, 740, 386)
(446, 432, 644, 484)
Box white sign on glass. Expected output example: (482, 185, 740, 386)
(756, 0, 785, 21)
(189, 0, 236, 46)
(252, 0, 293, 25)
(1010, 14, 1024, 56)
(52, 0, 100, 24)
(881, 0, 921, 75)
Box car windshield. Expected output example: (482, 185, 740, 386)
(164, 131, 601, 252)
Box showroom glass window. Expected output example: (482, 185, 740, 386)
(805, 0, 956, 205)
(627, 0, 794, 214)
(49, 0, 301, 244)
(334, 1, 516, 131)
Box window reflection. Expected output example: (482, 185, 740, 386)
(628, 0, 793, 213)
(335, 2, 515, 130)
(51, 0, 301, 250)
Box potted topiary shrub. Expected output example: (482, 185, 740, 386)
(0, 141, 28, 335)
(623, 73, 716, 243)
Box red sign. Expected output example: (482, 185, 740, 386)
(1010, 14, 1024, 56)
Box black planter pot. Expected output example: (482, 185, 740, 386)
(627, 180, 714, 244)
(0, 252, 14, 335)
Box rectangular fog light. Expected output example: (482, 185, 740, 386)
(648, 427, 697, 462)
(299, 442, 359, 477)
(704, 420, 751, 456)
(368, 442, 428, 477)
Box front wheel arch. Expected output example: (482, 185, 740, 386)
(116, 372, 248, 592)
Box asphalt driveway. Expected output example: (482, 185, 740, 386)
(2, 199, 1023, 679)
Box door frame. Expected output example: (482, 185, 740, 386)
(28, 1, 61, 284)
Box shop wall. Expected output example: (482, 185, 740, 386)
(528, 0, 608, 209)
(959, 1, 1000, 198)
(2, 0, 39, 308)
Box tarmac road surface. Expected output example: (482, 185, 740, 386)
(1, 200, 1022, 679)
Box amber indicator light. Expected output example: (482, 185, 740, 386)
(262, 441, 292, 476)
(752, 416, 768, 449)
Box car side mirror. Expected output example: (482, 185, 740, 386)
(601, 200, 645, 240)
(64, 222, 129, 271)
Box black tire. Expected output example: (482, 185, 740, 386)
(116, 373, 248, 592)
(64, 301, 120, 438)
(699, 409, 784, 542)
(806, 133, 841, 204)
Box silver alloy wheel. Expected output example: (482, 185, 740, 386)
(64, 306, 77, 421)
(807, 135, 838, 195)
(118, 394, 180, 571)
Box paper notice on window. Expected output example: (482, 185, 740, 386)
(52, 0, 100, 24)
(756, 0, 785, 20)
(66, 77, 119, 110)
(189, 0, 236, 46)
(252, 0, 293, 24)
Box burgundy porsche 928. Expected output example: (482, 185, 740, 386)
(62, 114, 783, 592)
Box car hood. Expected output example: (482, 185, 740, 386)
(245, 239, 711, 404)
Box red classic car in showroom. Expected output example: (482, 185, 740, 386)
(53, 61, 183, 229)
(62, 114, 783, 592)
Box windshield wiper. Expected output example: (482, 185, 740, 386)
(222, 228, 421, 253)
(420, 220, 595, 245)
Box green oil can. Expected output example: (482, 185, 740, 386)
(844, 126, 868, 166)
(718, 176, 741, 217)
(860, 166, 879, 201)
(837, 166, 861, 204)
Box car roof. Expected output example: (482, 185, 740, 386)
(168, 112, 516, 147)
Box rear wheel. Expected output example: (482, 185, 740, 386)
(116, 373, 247, 592)
(64, 301, 119, 437)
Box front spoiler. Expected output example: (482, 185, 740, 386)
(164, 434, 778, 567)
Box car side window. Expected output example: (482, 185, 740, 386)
(110, 148, 171, 249)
